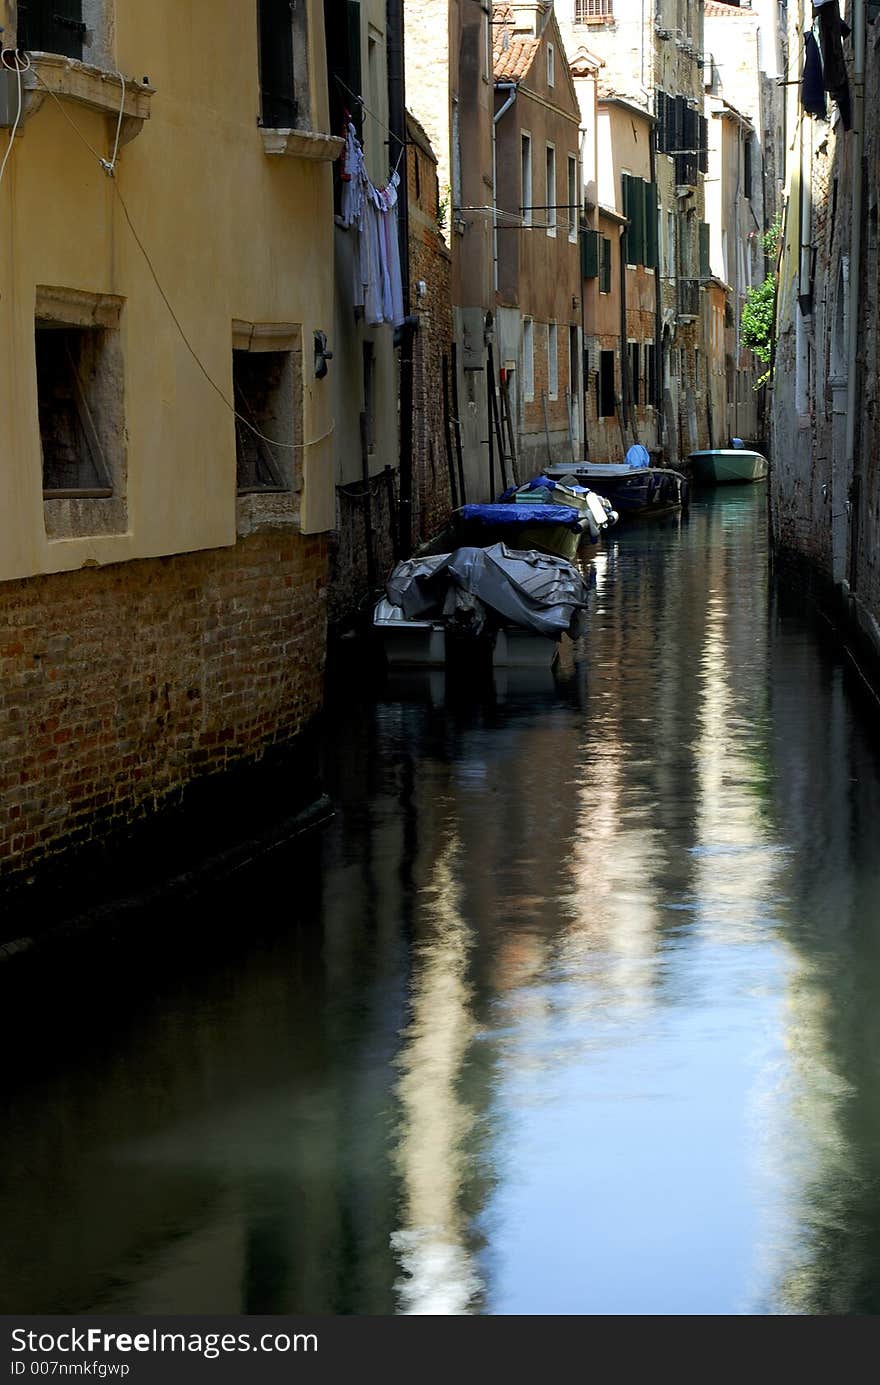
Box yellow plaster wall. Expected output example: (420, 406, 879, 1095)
(0, 0, 338, 583)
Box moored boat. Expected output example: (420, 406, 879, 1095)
(688, 447, 769, 485)
(373, 543, 592, 668)
(448, 477, 616, 562)
(544, 460, 688, 519)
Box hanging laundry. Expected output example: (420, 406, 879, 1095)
(802, 32, 826, 118)
(338, 121, 405, 328)
(814, 0, 852, 130)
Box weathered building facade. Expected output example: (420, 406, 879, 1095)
(493, 3, 584, 473)
(0, 1, 340, 897)
(771, 0, 880, 672)
(557, 0, 712, 464)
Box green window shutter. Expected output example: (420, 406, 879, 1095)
(635, 178, 646, 264)
(581, 227, 599, 278)
(699, 222, 711, 280)
(643, 181, 658, 268)
(600, 237, 612, 293)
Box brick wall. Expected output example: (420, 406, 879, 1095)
(0, 531, 328, 897)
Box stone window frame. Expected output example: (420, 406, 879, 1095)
(232, 320, 304, 539)
(15, 2, 154, 146)
(35, 283, 128, 542)
(258, 0, 343, 164)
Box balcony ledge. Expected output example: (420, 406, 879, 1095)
(260, 128, 344, 162)
(23, 53, 154, 146)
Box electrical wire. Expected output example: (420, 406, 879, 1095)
(26, 72, 335, 454)
(0, 50, 30, 193)
(100, 69, 126, 176)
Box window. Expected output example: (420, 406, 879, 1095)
(17, 1, 84, 61)
(521, 133, 533, 227)
(666, 210, 676, 278)
(743, 134, 753, 201)
(547, 43, 555, 88)
(599, 350, 615, 416)
(233, 347, 294, 492)
(545, 144, 556, 237)
(37, 326, 115, 497)
(548, 322, 558, 399)
(523, 318, 534, 401)
(567, 155, 578, 243)
(34, 288, 126, 535)
(645, 341, 656, 408)
(326, 0, 363, 144)
(575, 0, 614, 19)
(628, 341, 640, 407)
(569, 325, 579, 398)
(258, 0, 296, 128)
(599, 235, 612, 294)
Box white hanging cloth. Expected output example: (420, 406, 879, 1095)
(339, 122, 405, 328)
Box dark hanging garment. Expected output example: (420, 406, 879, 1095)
(802, 32, 827, 117)
(815, 1, 852, 130)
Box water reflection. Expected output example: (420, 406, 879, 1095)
(4, 489, 880, 1313)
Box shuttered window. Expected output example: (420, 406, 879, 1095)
(581, 226, 599, 278)
(599, 236, 612, 294)
(699, 222, 711, 280)
(698, 114, 708, 174)
(258, 0, 297, 128)
(643, 181, 658, 268)
(17, 1, 84, 60)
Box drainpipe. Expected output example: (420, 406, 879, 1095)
(493, 82, 517, 293)
(842, 0, 865, 588)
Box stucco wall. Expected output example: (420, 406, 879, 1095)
(0, 0, 338, 586)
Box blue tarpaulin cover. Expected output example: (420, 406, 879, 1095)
(625, 444, 650, 469)
(459, 503, 583, 532)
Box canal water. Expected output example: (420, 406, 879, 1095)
(4, 487, 880, 1316)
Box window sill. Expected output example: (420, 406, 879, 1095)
(43, 488, 113, 500)
(260, 128, 344, 163)
(23, 54, 154, 145)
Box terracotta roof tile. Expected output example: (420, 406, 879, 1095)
(493, 4, 541, 82)
(704, 1, 753, 15)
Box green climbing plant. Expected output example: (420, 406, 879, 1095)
(740, 216, 782, 387)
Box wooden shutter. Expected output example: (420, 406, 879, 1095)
(698, 114, 708, 174)
(258, 0, 297, 129)
(643, 181, 658, 269)
(600, 237, 612, 294)
(581, 226, 599, 278)
(699, 222, 710, 280)
(630, 177, 645, 265)
(18, 0, 84, 59)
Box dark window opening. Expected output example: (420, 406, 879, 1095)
(743, 135, 753, 201)
(17, 1, 84, 60)
(37, 324, 115, 497)
(645, 341, 656, 408)
(599, 236, 612, 294)
(325, 0, 362, 210)
(629, 342, 640, 407)
(258, 0, 297, 129)
(233, 349, 291, 492)
(599, 350, 615, 416)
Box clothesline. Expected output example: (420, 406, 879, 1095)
(334, 74, 406, 151)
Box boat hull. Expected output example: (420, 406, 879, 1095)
(688, 449, 769, 484)
(545, 464, 687, 519)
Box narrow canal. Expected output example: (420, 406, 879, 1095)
(4, 487, 880, 1316)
